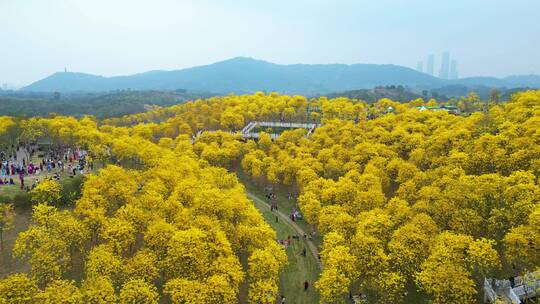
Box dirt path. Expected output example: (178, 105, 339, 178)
(246, 191, 323, 270)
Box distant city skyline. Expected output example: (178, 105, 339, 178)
(1, 0, 539, 86)
(417, 52, 459, 80)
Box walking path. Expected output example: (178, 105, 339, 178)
(246, 190, 323, 270)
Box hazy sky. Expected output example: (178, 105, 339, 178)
(1, 0, 539, 86)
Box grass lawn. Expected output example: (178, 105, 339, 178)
(0, 170, 79, 201)
(254, 193, 321, 304)
(235, 170, 321, 303)
(236, 170, 323, 248)
(0, 185, 23, 200)
(0, 207, 31, 278)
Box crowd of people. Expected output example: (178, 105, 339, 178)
(0, 144, 92, 191)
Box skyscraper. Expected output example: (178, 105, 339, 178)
(426, 54, 435, 76)
(439, 51, 450, 79)
(450, 60, 458, 79)
(416, 61, 424, 73)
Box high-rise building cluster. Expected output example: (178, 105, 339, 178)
(416, 52, 458, 79)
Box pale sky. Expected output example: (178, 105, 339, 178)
(1, 0, 539, 87)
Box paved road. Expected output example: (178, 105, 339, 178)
(246, 191, 323, 270)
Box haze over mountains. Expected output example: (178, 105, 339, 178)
(22, 57, 540, 95)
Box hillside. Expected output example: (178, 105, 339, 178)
(22, 57, 444, 94)
(0, 90, 211, 118)
(451, 74, 540, 88)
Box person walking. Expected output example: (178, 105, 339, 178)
(19, 172, 24, 189)
(280, 295, 286, 304)
(304, 280, 309, 291)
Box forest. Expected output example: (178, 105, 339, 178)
(0, 90, 212, 118)
(0, 90, 538, 304)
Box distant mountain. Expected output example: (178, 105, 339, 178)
(24, 72, 110, 92)
(22, 57, 443, 94)
(21, 57, 540, 94)
(450, 74, 540, 88)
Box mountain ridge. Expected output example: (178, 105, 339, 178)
(21, 57, 540, 94)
